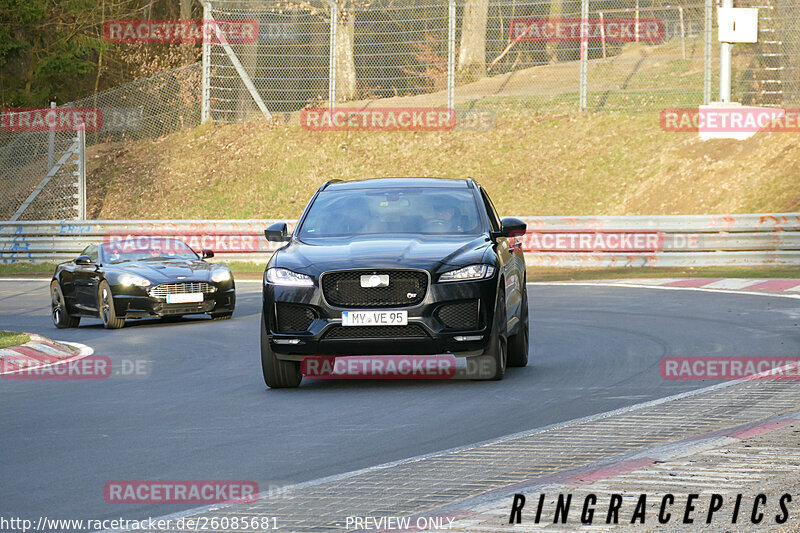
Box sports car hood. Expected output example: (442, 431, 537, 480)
(272, 234, 492, 275)
(114, 259, 214, 283)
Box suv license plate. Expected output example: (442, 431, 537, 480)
(342, 310, 407, 326)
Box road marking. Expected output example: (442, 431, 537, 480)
(528, 281, 800, 299)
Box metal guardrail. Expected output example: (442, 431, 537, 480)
(1, 214, 799, 267)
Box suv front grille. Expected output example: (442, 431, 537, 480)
(149, 282, 214, 299)
(276, 303, 316, 333)
(436, 300, 480, 330)
(322, 325, 428, 339)
(321, 270, 428, 308)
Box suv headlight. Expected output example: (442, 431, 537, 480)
(118, 273, 151, 287)
(211, 268, 232, 283)
(266, 267, 314, 287)
(439, 264, 496, 282)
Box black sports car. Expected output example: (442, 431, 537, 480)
(50, 237, 236, 329)
(260, 177, 529, 388)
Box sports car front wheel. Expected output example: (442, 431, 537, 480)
(98, 281, 125, 329)
(51, 281, 80, 329)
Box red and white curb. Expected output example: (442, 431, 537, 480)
(0, 333, 94, 375)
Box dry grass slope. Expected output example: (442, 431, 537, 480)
(86, 110, 800, 220)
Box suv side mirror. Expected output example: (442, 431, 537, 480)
(202, 249, 215, 259)
(264, 222, 291, 242)
(75, 255, 93, 266)
(492, 217, 527, 239)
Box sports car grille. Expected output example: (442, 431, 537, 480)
(149, 282, 215, 299)
(321, 270, 427, 308)
(275, 303, 316, 333)
(436, 300, 480, 330)
(322, 325, 428, 339)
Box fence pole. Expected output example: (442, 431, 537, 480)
(599, 12, 606, 59)
(201, 1, 211, 122)
(327, 0, 337, 111)
(579, 0, 589, 111)
(47, 102, 56, 172)
(719, 0, 733, 102)
(704, 0, 712, 104)
(447, 0, 456, 111)
(679, 7, 686, 60)
(77, 129, 86, 220)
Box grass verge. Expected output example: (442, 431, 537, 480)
(0, 330, 31, 349)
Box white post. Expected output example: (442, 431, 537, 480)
(579, 0, 589, 111)
(201, 1, 211, 122)
(327, 0, 337, 111)
(635, 0, 640, 42)
(719, 0, 733, 102)
(679, 7, 686, 60)
(447, 0, 456, 111)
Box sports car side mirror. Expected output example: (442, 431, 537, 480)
(202, 249, 215, 259)
(264, 222, 291, 242)
(75, 255, 93, 265)
(492, 217, 527, 239)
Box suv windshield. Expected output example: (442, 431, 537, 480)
(298, 188, 484, 238)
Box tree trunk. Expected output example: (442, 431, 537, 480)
(334, 8, 357, 101)
(180, 0, 192, 19)
(457, 0, 488, 80)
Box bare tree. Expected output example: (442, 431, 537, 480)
(457, 0, 488, 79)
(333, 0, 358, 101)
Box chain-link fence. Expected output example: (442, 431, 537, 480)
(2, 0, 799, 221)
(204, 0, 800, 119)
(0, 63, 200, 221)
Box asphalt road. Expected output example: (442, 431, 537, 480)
(1, 279, 799, 529)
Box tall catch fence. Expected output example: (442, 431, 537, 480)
(1, 0, 799, 222)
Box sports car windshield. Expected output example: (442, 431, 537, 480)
(299, 188, 484, 238)
(100, 238, 199, 263)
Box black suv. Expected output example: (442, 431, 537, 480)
(261, 178, 529, 388)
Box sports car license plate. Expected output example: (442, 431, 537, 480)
(342, 310, 407, 326)
(166, 293, 204, 304)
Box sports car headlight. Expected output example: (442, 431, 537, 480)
(266, 268, 314, 287)
(211, 268, 232, 283)
(118, 273, 151, 287)
(439, 264, 496, 282)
